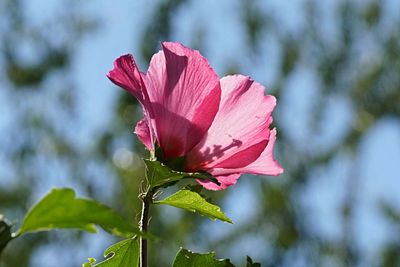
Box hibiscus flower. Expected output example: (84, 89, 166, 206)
(108, 42, 283, 190)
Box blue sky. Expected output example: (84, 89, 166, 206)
(1, 0, 400, 266)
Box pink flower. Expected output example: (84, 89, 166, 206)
(107, 42, 283, 190)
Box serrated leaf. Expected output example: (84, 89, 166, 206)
(144, 159, 219, 189)
(17, 188, 139, 238)
(0, 215, 13, 255)
(172, 248, 235, 267)
(155, 189, 233, 223)
(246, 256, 261, 267)
(82, 238, 139, 267)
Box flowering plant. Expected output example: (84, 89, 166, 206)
(108, 42, 283, 190)
(0, 42, 282, 267)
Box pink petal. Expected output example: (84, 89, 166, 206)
(144, 42, 221, 158)
(186, 75, 276, 171)
(107, 54, 145, 103)
(134, 118, 153, 150)
(197, 173, 241, 191)
(108, 55, 156, 151)
(210, 128, 284, 176)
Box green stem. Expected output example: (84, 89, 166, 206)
(139, 190, 153, 267)
(0, 217, 13, 256)
(139, 151, 156, 266)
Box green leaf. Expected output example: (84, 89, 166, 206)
(155, 189, 233, 223)
(82, 237, 139, 267)
(144, 159, 219, 189)
(0, 215, 13, 255)
(16, 188, 139, 238)
(172, 248, 235, 267)
(246, 256, 261, 267)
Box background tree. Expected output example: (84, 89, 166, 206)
(1, 0, 399, 266)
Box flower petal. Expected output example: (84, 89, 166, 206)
(107, 54, 145, 103)
(134, 118, 153, 150)
(144, 42, 221, 158)
(186, 75, 276, 171)
(210, 128, 284, 176)
(108, 54, 156, 151)
(197, 173, 240, 191)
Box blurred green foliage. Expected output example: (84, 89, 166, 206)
(1, 0, 400, 266)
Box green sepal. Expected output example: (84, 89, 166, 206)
(143, 159, 219, 190)
(155, 188, 233, 223)
(16, 188, 140, 238)
(172, 248, 235, 267)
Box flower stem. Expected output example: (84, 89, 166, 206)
(139, 190, 153, 267)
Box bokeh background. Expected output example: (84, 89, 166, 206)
(1, 0, 400, 266)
